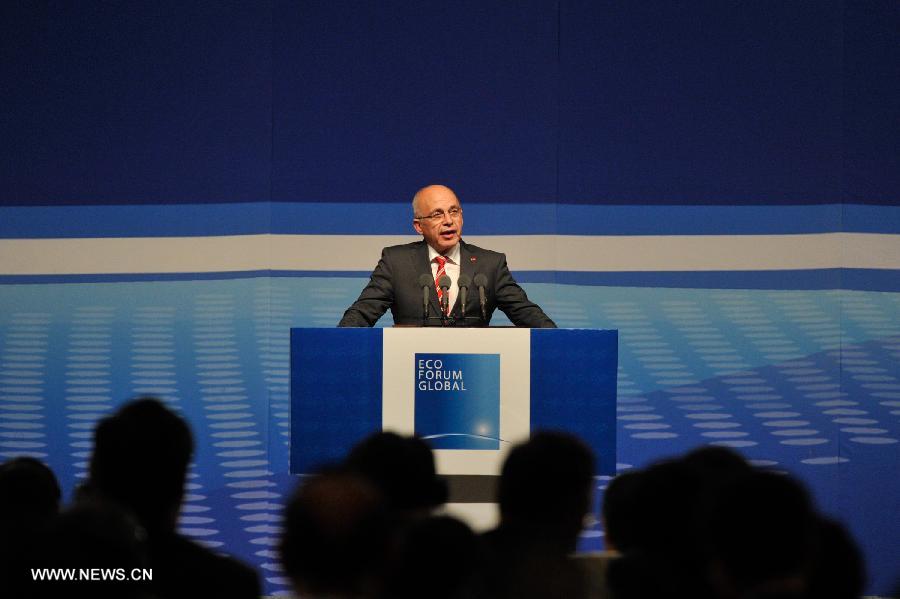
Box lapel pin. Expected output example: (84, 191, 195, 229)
(470, 256, 477, 263)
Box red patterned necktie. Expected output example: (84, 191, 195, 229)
(434, 256, 448, 313)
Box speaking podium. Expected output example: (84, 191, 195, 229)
(290, 328, 618, 491)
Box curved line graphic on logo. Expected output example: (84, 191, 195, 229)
(419, 433, 510, 444)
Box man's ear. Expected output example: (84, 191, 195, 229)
(413, 219, 423, 235)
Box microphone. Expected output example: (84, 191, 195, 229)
(437, 275, 451, 317)
(418, 273, 434, 320)
(473, 273, 488, 322)
(457, 274, 471, 319)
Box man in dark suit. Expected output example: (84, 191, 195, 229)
(83, 398, 261, 599)
(338, 185, 556, 328)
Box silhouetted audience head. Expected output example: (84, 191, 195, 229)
(628, 458, 705, 556)
(600, 469, 643, 553)
(605, 457, 712, 599)
(345, 431, 447, 515)
(807, 516, 865, 599)
(485, 431, 597, 599)
(88, 397, 193, 532)
(85, 397, 260, 599)
(381, 515, 483, 599)
(708, 469, 816, 599)
(280, 470, 391, 598)
(497, 431, 596, 550)
(0, 456, 60, 534)
(682, 445, 752, 484)
(0, 457, 62, 596)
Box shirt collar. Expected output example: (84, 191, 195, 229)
(427, 242, 460, 265)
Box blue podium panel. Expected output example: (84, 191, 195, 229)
(290, 328, 383, 473)
(531, 329, 618, 475)
(290, 328, 617, 476)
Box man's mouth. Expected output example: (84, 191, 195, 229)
(440, 229, 457, 238)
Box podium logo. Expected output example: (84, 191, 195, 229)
(415, 353, 500, 450)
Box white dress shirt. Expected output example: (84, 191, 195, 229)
(427, 243, 460, 312)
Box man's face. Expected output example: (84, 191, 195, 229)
(413, 187, 464, 254)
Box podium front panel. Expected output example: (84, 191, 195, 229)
(291, 328, 617, 476)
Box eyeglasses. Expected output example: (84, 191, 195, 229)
(414, 207, 463, 222)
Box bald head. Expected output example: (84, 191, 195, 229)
(412, 185, 459, 216)
(412, 185, 464, 254)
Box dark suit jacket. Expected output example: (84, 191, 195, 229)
(338, 240, 556, 328)
(148, 531, 261, 599)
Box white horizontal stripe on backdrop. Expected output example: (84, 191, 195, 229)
(0, 233, 898, 275)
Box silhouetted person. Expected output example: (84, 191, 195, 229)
(600, 469, 643, 554)
(0, 457, 61, 595)
(29, 499, 154, 599)
(340, 433, 469, 597)
(707, 470, 816, 599)
(344, 431, 448, 518)
(806, 516, 865, 599)
(0, 456, 60, 529)
(86, 397, 260, 599)
(380, 514, 484, 599)
(571, 469, 647, 599)
(606, 447, 757, 599)
(482, 431, 597, 599)
(605, 458, 714, 599)
(682, 445, 752, 486)
(280, 470, 391, 599)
